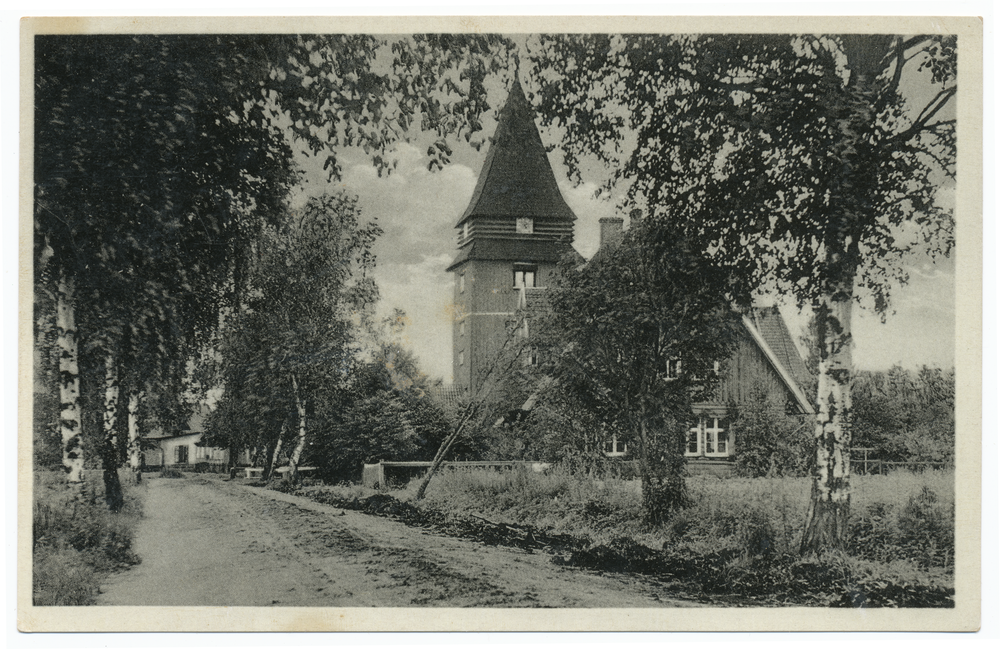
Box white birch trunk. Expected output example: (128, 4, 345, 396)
(801, 286, 854, 553)
(102, 354, 124, 510)
(267, 421, 287, 481)
(127, 390, 143, 483)
(103, 355, 119, 450)
(288, 374, 307, 482)
(57, 272, 85, 490)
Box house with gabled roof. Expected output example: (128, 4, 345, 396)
(142, 405, 237, 470)
(446, 77, 814, 471)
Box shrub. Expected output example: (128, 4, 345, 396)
(33, 470, 143, 605)
(849, 483, 954, 570)
(730, 394, 811, 478)
(300, 465, 953, 606)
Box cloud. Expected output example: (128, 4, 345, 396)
(374, 253, 456, 382)
(558, 179, 620, 259)
(340, 143, 477, 267)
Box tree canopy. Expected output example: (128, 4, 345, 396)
(529, 33, 956, 549)
(33, 33, 518, 490)
(530, 34, 955, 308)
(540, 218, 742, 523)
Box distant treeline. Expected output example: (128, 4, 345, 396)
(850, 366, 955, 465)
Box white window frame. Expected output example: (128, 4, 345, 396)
(685, 423, 702, 457)
(604, 434, 628, 457)
(705, 417, 730, 457)
(513, 266, 536, 288)
(685, 416, 731, 458)
(667, 358, 682, 380)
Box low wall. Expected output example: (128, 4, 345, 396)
(685, 459, 735, 478)
(361, 461, 552, 489)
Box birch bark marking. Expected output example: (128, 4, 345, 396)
(800, 285, 854, 553)
(288, 374, 307, 483)
(127, 390, 143, 483)
(56, 272, 85, 489)
(267, 420, 287, 481)
(102, 355, 125, 511)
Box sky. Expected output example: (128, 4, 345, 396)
(276, 34, 964, 385)
(292, 123, 957, 385)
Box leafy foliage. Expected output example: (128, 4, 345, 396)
(530, 34, 956, 304)
(33, 33, 518, 488)
(539, 218, 742, 524)
(206, 192, 381, 468)
(530, 32, 956, 551)
(730, 391, 812, 478)
(312, 389, 452, 483)
(849, 486, 954, 570)
(33, 470, 143, 605)
(851, 366, 955, 465)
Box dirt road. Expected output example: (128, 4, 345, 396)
(97, 474, 693, 607)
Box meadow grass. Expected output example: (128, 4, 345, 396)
(284, 465, 955, 605)
(32, 469, 144, 605)
(402, 465, 955, 606)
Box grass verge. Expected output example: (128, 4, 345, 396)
(276, 465, 954, 607)
(33, 469, 145, 605)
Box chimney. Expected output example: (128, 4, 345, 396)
(598, 217, 624, 251)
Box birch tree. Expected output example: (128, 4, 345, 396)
(34, 33, 516, 493)
(207, 192, 382, 483)
(530, 33, 956, 550)
(34, 35, 299, 492)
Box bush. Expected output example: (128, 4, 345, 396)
(33, 470, 143, 605)
(730, 395, 811, 478)
(849, 484, 954, 570)
(310, 390, 452, 484)
(397, 466, 953, 606)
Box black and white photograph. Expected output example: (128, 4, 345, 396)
(18, 15, 982, 632)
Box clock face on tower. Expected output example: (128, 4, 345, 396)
(515, 217, 534, 234)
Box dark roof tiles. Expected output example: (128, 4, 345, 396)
(456, 79, 577, 227)
(748, 306, 813, 390)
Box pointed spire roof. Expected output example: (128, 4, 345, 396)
(456, 79, 577, 227)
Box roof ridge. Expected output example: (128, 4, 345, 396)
(741, 313, 814, 415)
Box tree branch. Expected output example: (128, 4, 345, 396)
(893, 86, 957, 144)
(877, 37, 907, 109)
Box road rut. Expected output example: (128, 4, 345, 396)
(97, 474, 693, 607)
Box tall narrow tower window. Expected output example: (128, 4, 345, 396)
(515, 217, 534, 234)
(459, 272, 466, 293)
(513, 266, 536, 288)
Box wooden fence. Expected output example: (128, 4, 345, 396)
(850, 448, 949, 475)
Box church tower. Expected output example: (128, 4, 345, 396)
(447, 78, 580, 397)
